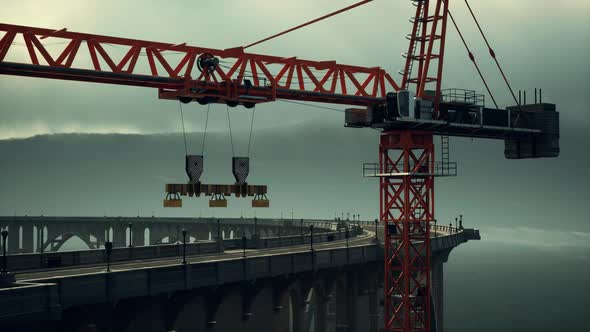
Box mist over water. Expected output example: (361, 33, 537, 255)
(445, 241, 590, 331)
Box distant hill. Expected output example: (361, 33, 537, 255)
(1, 122, 588, 232)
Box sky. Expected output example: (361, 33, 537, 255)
(0, 0, 589, 137)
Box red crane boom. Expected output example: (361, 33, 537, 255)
(0, 23, 400, 107)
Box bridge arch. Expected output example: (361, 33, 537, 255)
(42, 232, 95, 252)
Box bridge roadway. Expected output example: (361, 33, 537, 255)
(0, 219, 480, 332)
(16, 227, 375, 281)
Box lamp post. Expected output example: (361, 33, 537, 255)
(217, 219, 222, 251)
(128, 223, 133, 248)
(182, 229, 187, 264)
(105, 241, 113, 272)
(309, 225, 314, 251)
(1, 229, 8, 273)
(345, 228, 350, 248)
(434, 219, 438, 237)
(374, 219, 378, 242)
(459, 214, 463, 230)
(39, 227, 45, 253)
(455, 217, 458, 230)
(300, 219, 304, 237)
(254, 217, 258, 239)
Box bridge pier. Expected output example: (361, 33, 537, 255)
(111, 225, 127, 248)
(7, 225, 20, 254)
(22, 224, 34, 253)
(334, 272, 359, 332)
(432, 249, 451, 332)
(118, 296, 167, 332)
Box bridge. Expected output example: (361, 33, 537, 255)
(0, 217, 480, 332)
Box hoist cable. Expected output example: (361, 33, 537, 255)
(463, 0, 520, 106)
(201, 104, 210, 155)
(243, 0, 373, 49)
(178, 102, 188, 155)
(226, 105, 235, 157)
(448, 10, 499, 109)
(247, 106, 256, 157)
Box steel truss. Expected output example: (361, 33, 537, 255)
(0, 23, 400, 107)
(381, 131, 433, 331)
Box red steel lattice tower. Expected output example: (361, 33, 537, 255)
(381, 131, 434, 331)
(401, 0, 449, 111)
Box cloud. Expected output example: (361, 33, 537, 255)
(482, 226, 590, 250)
(0, 121, 143, 139)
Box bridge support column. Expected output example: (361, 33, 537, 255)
(314, 292, 329, 332)
(132, 228, 144, 247)
(112, 226, 127, 248)
(431, 249, 451, 332)
(335, 273, 358, 332)
(22, 224, 35, 253)
(7, 226, 20, 254)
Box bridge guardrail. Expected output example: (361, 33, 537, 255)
(4, 220, 360, 272)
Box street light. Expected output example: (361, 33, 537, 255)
(309, 225, 314, 251)
(128, 223, 133, 248)
(434, 219, 438, 237)
(181, 229, 187, 264)
(300, 219, 304, 237)
(459, 214, 463, 230)
(39, 227, 45, 253)
(345, 228, 350, 248)
(1, 229, 8, 273)
(105, 241, 113, 272)
(216, 219, 222, 251)
(253, 217, 258, 239)
(374, 219, 378, 242)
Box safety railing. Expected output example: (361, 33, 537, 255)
(363, 162, 457, 177)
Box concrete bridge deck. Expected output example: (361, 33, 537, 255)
(0, 217, 480, 332)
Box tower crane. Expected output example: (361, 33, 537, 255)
(0, 0, 559, 330)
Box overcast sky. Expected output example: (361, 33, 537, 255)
(0, 0, 589, 138)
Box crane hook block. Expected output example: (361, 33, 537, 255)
(232, 157, 249, 185)
(186, 155, 204, 184)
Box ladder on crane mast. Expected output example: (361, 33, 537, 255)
(400, 0, 426, 79)
(440, 135, 450, 176)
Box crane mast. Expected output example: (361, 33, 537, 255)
(0, 1, 559, 331)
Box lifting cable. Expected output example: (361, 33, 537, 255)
(447, 10, 499, 109)
(243, 0, 373, 49)
(247, 106, 256, 157)
(201, 104, 210, 155)
(178, 102, 188, 155)
(179, 102, 211, 155)
(225, 105, 257, 158)
(226, 105, 235, 157)
(463, 0, 520, 106)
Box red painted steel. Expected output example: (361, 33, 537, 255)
(0, 23, 399, 107)
(401, 0, 449, 114)
(381, 131, 433, 331)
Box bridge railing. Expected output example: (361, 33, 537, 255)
(4, 220, 360, 272)
(354, 219, 462, 235)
